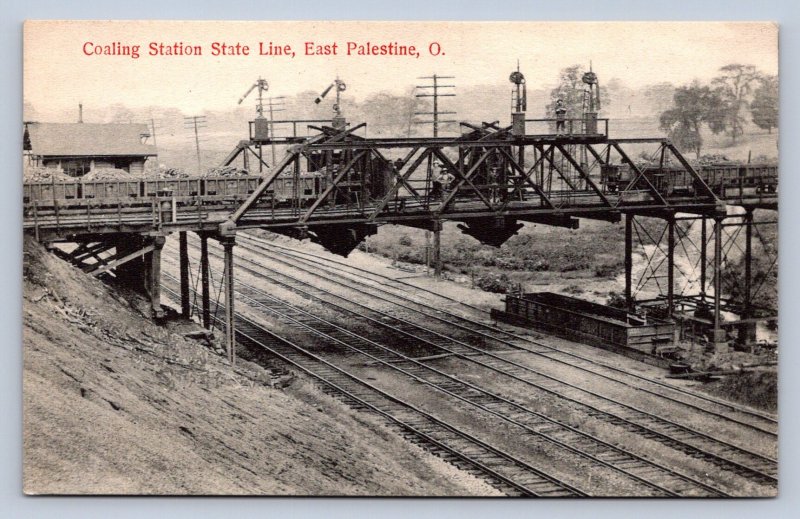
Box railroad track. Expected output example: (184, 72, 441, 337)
(162, 253, 734, 497)
(238, 232, 778, 435)
(159, 280, 587, 497)
(175, 236, 778, 490)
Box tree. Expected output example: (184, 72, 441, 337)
(546, 65, 584, 119)
(659, 81, 725, 158)
(107, 103, 135, 124)
(642, 82, 676, 116)
(545, 65, 609, 119)
(750, 75, 778, 134)
(604, 77, 635, 118)
(354, 89, 424, 137)
(711, 64, 761, 144)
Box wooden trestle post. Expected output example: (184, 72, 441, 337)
(624, 213, 633, 311)
(222, 237, 236, 366)
(179, 231, 191, 318)
(149, 235, 166, 319)
(712, 216, 727, 352)
(667, 215, 675, 316)
(200, 233, 211, 329)
(432, 220, 442, 279)
(700, 217, 707, 301)
(739, 208, 756, 345)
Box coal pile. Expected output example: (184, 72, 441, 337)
(23, 165, 72, 182)
(157, 167, 190, 179)
(697, 154, 736, 165)
(206, 166, 249, 177)
(82, 168, 140, 181)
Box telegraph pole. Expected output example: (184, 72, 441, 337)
(266, 96, 286, 165)
(184, 115, 207, 173)
(415, 75, 456, 279)
(414, 74, 456, 137)
(150, 118, 158, 148)
(148, 117, 161, 175)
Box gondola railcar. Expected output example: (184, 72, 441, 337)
(600, 162, 777, 197)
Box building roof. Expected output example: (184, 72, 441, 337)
(26, 122, 157, 158)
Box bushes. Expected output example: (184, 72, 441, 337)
(473, 273, 512, 294)
(594, 262, 621, 278)
(706, 371, 777, 412)
(357, 223, 636, 297)
(493, 256, 523, 270)
(395, 249, 424, 264)
(524, 258, 550, 272)
(606, 291, 627, 309)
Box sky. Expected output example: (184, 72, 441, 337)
(24, 21, 778, 116)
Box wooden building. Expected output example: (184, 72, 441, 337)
(24, 122, 156, 177)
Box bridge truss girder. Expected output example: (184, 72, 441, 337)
(223, 126, 725, 250)
(624, 208, 778, 351)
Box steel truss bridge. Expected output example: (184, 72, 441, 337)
(23, 119, 779, 364)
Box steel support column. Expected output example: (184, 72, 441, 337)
(739, 208, 755, 345)
(150, 235, 166, 319)
(625, 213, 633, 310)
(432, 220, 442, 279)
(712, 217, 727, 349)
(700, 217, 707, 301)
(200, 233, 210, 329)
(667, 215, 675, 316)
(425, 231, 431, 274)
(222, 237, 236, 365)
(179, 231, 191, 318)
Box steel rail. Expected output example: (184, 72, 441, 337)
(160, 280, 586, 497)
(241, 232, 779, 430)
(162, 253, 728, 497)
(186, 237, 778, 486)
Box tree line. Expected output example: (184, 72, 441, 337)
(659, 64, 777, 158)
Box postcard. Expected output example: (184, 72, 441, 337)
(22, 20, 778, 497)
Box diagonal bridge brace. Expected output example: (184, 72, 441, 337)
(496, 147, 555, 210)
(537, 145, 578, 191)
(90, 243, 155, 277)
(318, 126, 425, 202)
(299, 150, 368, 224)
(372, 147, 425, 203)
(226, 124, 366, 227)
(221, 140, 272, 170)
(432, 147, 495, 213)
(435, 148, 495, 215)
(368, 147, 428, 220)
(584, 144, 610, 168)
(665, 141, 720, 201)
(555, 143, 612, 207)
(610, 141, 668, 207)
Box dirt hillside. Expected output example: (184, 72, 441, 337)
(22, 236, 497, 496)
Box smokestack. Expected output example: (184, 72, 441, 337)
(78, 103, 83, 123)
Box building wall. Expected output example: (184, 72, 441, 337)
(36, 155, 152, 177)
(42, 158, 90, 177)
(129, 160, 145, 175)
(94, 160, 115, 170)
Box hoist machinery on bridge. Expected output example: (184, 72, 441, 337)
(314, 77, 347, 130)
(23, 64, 778, 363)
(237, 76, 271, 148)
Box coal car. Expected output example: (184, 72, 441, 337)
(600, 163, 778, 197)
